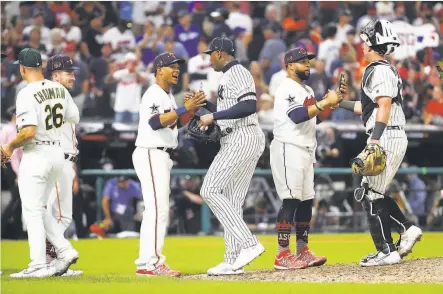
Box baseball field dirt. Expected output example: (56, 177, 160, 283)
(2, 233, 443, 294)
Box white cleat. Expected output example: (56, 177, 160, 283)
(232, 242, 265, 271)
(10, 266, 56, 278)
(207, 262, 244, 276)
(398, 225, 423, 258)
(61, 269, 83, 277)
(55, 248, 79, 276)
(360, 251, 401, 267)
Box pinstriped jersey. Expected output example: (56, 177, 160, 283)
(361, 60, 406, 132)
(216, 61, 259, 130)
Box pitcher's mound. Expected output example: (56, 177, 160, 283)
(184, 257, 443, 283)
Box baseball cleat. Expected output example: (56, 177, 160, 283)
(136, 264, 181, 277)
(296, 247, 327, 267)
(397, 225, 422, 258)
(10, 266, 56, 278)
(359, 250, 401, 267)
(54, 248, 79, 276)
(61, 269, 83, 277)
(207, 262, 244, 276)
(232, 242, 265, 271)
(274, 249, 309, 270)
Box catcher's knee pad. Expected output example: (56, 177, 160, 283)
(362, 198, 394, 251)
(354, 183, 369, 202)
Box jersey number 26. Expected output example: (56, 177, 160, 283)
(45, 103, 64, 130)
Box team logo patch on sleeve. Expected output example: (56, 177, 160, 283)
(150, 104, 160, 114)
(286, 95, 295, 104)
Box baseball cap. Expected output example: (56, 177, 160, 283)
(203, 37, 235, 55)
(210, 8, 229, 19)
(153, 52, 185, 71)
(118, 175, 129, 182)
(1, 53, 6, 60)
(13, 48, 42, 67)
(46, 54, 79, 72)
(284, 47, 316, 66)
(124, 52, 137, 62)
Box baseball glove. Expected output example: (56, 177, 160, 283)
(187, 116, 221, 143)
(1, 146, 11, 168)
(350, 143, 387, 176)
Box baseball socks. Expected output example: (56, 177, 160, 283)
(276, 199, 300, 253)
(46, 239, 57, 263)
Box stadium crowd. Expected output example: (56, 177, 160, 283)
(2, 1, 443, 125)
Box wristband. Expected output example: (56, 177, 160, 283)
(315, 102, 324, 111)
(175, 106, 187, 116)
(339, 100, 356, 112)
(371, 122, 387, 140)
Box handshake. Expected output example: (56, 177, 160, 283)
(184, 89, 213, 131)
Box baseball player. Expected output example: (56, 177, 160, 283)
(337, 20, 422, 266)
(197, 37, 266, 275)
(271, 47, 343, 270)
(132, 52, 205, 277)
(2, 48, 80, 278)
(44, 54, 83, 277)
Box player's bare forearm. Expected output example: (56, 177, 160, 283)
(102, 197, 112, 220)
(159, 112, 179, 126)
(8, 126, 37, 151)
(375, 97, 392, 124)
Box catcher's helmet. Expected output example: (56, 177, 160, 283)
(360, 19, 400, 56)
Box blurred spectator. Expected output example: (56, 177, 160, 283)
(376, 1, 395, 21)
(250, 61, 269, 99)
(80, 15, 105, 59)
(394, 2, 409, 22)
(330, 69, 360, 121)
(187, 38, 213, 97)
(74, 2, 106, 34)
(317, 23, 340, 77)
(172, 176, 203, 234)
(335, 9, 354, 45)
(49, 2, 73, 20)
(23, 10, 50, 44)
(102, 19, 136, 62)
(32, 2, 56, 28)
(46, 28, 66, 56)
(226, 2, 253, 34)
(407, 172, 427, 226)
(423, 85, 443, 126)
(136, 21, 161, 66)
(356, 3, 378, 32)
(24, 28, 47, 55)
(64, 44, 89, 115)
(257, 93, 274, 128)
(210, 8, 234, 40)
(269, 53, 286, 98)
(316, 127, 342, 167)
(9, 17, 24, 47)
(59, 14, 82, 45)
(259, 23, 286, 83)
(0, 107, 22, 177)
(90, 176, 142, 237)
(105, 52, 148, 123)
(19, 2, 34, 27)
(174, 10, 201, 58)
(157, 36, 189, 61)
(264, 4, 282, 30)
(307, 59, 333, 104)
(132, 1, 171, 30)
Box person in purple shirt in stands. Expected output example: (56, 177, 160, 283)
(174, 10, 201, 58)
(90, 176, 142, 237)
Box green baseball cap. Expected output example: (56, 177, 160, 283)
(13, 48, 42, 67)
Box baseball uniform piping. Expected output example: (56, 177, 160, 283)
(148, 150, 161, 267)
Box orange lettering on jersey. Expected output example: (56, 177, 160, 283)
(303, 96, 316, 107)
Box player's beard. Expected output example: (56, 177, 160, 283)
(296, 69, 310, 81)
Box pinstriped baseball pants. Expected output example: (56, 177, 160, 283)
(200, 126, 265, 264)
(362, 130, 408, 201)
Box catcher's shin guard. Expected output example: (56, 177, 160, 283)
(362, 198, 395, 252)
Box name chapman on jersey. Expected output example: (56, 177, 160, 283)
(34, 87, 67, 104)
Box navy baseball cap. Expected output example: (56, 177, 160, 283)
(13, 48, 42, 67)
(284, 47, 316, 66)
(203, 37, 235, 55)
(153, 52, 185, 71)
(46, 54, 79, 72)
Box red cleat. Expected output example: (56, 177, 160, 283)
(296, 247, 327, 267)
(274, 249, 309, 270)
(136, 264, 181, 277)
(89, 224, 106, 238)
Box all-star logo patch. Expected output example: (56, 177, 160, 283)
(150, 104, 160, 114)
(286, 95, 295, 104)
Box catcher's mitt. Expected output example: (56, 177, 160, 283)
(1, 146, 11, 168)
(350, 143, 387, 176)
(187, 116, 221, 143)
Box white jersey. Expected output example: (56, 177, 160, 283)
(135, 84, 178, 149)
(361, 60, 406, 132)
(273, 78, 317, 149)
(16, 79, 80, 150)
(188, 54, 213, 98)
(113, 68, 148, 113)
(60, 122, 78, 155)
(216, 61, 259, 130)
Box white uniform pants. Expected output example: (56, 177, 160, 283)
(363, 130, 408, 201)
(270, 140, 315, 201)
(132, 147, 172, 270)
(18, 146, 72, 269)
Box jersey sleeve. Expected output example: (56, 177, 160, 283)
(64, 91, 80, 124)
(229, 66, 257, 102)
(367, 66, 398, 101)
(15, 89, 38, 130)
(285, 88, 305, 114)
(112, 69, 126, 81)
(141, 87, 165, 118)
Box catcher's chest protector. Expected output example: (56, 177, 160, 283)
(360, 60, 403, 127)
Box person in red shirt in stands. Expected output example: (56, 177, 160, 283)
(423, 85, 443, 125)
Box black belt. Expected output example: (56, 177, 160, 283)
(64, 154, 78, 162)
(221, 127, 233, 138)
(367, 125, 403, 134)
(157, 147, 174, 155)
